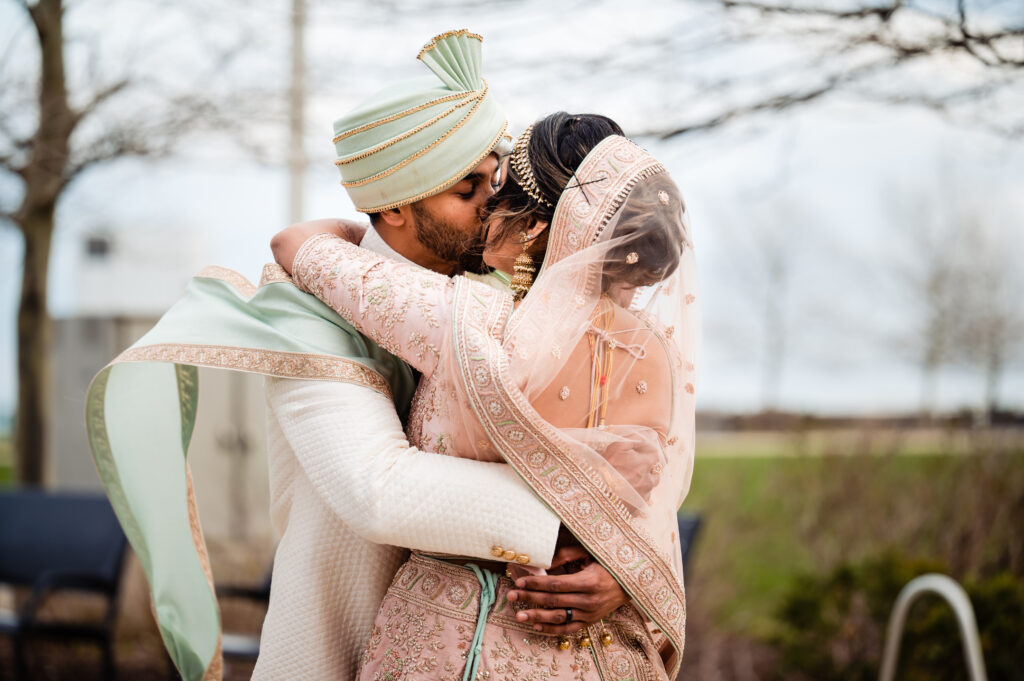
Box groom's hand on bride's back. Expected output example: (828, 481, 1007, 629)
(506, 545, 630, 634)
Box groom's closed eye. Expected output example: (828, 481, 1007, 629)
(456, 172, 495, 200)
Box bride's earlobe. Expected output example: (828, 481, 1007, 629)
(528, 221, 550, 241)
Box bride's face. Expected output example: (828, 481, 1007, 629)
(478, 155, 549, 273)
(480, 211, 519, 272)
(480, 210, 549, 274)
(478, 156, 524, 271)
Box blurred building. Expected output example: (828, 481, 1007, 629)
(49, 228, 273, 543)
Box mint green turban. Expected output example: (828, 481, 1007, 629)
(333, 30, 512, 213)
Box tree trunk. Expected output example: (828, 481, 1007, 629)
(14, 0, 72, 485)
(919, 361, 937, 422)
(984, 355, 1001, 422)
(15, 218, 54, 485)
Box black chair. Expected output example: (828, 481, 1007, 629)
(0, 489, 128, 681)
(216, 564, 273, 664)
(677, 512, 702, 577)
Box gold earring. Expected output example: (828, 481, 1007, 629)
(510, 232, 536, 301)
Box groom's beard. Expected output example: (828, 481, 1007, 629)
(411, 203, 486, 274)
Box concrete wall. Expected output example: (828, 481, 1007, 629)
(50, 316, 274, 544)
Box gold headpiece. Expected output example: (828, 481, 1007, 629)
(510, 124, 555, 209)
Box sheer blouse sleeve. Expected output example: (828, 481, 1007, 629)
(292, 233, 457, 377)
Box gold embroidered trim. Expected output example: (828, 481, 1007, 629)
(341, 82, 490, 188)
(186, 466, 224, 681)
(331, 89, 477, 144)
(353, 121, 509, 213)
(546, 138, 666, 268)
(115, 343, 393, 398)
(334, 94, 481, 166)
(416, 29, 483, 60)
(504, 138, 665, 343)
(259, 263, 294, 287)
(196, 265, 257, 299)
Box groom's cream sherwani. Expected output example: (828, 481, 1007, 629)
(253, 228, 561, 680)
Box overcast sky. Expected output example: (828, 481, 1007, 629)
(2, 0, 1023, 420)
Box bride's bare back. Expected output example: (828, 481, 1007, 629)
(533, 305, 673, 437)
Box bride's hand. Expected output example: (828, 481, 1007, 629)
(506, 544, 630, 634)
(270, 219, 368, 274)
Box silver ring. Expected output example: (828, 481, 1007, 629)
(564, 607, 573, 623)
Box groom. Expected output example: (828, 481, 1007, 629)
(256, 31, 627, 680)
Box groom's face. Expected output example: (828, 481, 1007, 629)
(408, 154, 502, 272)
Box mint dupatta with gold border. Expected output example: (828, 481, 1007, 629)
(85, 264, 415, 681)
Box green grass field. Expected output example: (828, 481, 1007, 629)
(679, 433, 1022, 638)
(681, 456, 815, 635)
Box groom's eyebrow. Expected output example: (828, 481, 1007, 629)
(457, 171, 487, 190)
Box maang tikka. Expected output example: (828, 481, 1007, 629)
(510, 232, 536, 301)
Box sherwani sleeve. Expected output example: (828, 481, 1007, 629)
(292, 233, 464, 377)
(266, 375, 560, 568)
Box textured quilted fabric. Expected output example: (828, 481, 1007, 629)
(254, 378, 560, 680)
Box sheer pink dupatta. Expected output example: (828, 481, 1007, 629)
(444, 136, 699, 675)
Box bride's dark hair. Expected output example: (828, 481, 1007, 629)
(485, 112, 684, 290)
(484, 112, 624, 259)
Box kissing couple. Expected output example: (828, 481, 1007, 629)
(87, 29, 698, 681)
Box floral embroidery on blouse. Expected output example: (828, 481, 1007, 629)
(293, 234, 457, 377)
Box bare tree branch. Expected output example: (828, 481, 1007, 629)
(69, 77, 131, 127)
(721, 0, 899, 22)
(622, 0, 1024, 139)
(722, 0, 1024, 66)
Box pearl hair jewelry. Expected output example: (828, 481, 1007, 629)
(510, 124, 555, 209)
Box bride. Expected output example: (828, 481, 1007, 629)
(273, 111, 699, 681)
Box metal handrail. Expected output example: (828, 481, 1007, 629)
(878, 573, 988, 681)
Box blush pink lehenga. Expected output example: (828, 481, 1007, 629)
(293, 136, 700, 681)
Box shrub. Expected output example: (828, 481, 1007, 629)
(772, 552, 1024, 681)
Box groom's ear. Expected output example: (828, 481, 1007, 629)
(378, 207, 409, 229)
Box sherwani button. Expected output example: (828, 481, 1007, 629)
(491, 546, 504, 558)
(515, 554, 530, 564)
(502, 549, 517, 561)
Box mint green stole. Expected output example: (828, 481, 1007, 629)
(85, 265, 415, 681)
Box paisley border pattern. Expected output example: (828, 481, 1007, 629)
(115, 264, 393, 397)
(196, 265, 257, 298)
(114, 343, 393, 399)
(451, 280, 685, 679)
(258, 262, 295, 287)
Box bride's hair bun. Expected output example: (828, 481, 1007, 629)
(602, 173, 687, 291)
